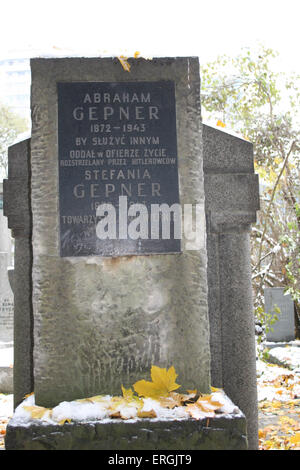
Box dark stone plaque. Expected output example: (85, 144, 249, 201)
(57, 81, 180, 257)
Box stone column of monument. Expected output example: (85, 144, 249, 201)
(3, 139, 33, 408)
(203, 124, 260, 450)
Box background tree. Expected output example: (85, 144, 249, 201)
(201, 46, 300, 335)
(0, 104, 28, 179)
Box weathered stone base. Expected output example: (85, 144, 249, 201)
(5, 414, 247, 450)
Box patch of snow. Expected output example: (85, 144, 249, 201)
(0, 348, 13, 367)
(0, 393, 13, 419)
(10, 389, 240, 426)
(269, 347, 300, 369)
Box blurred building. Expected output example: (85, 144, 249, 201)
(0, 47, 77, 121)
(0, 52, 31, 120)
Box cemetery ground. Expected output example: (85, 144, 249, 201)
(0, 343, 299, 451)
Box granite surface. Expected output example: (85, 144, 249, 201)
(5, 414, 247, 450)
(30, 58, 211, 407)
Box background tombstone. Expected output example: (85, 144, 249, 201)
(0, 183, 14, 393)
(3, 139, 33, 407)
(0, 182, 14, 346)
(0, 252, 14, 344)
(0, 183, 13, 265)
(0, 252, 14, 393)
(265, 287, 295, 342)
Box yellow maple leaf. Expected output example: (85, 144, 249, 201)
(121, 385, 144, 411)
(271, 401, 282, 409)
(259, 429, 267, 439)
(290, 433, 300, 444)
(24, 405, 52, 420)
(118, 56, 131, 72)
(134, 51, 140, 58)
(121, 385, 135, 400)
(133, 365, 181, 398)
(216, 119, 226, 128)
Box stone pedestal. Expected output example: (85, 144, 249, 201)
(0, 252, 14, 343)
(6, 411, 247, 450)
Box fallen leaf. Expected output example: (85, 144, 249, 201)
(76, 395, 107, 404)
(186, 404, 215, 420)
(178, 391, 198, 405)
(121, 385, 135, 400)
(158, 393, 182, 409)
(110, 411, 122, 419)
(118, 56, 131, 72)
(24, 405, 52, 420)
(133, 365, 181, 399)
(290, 433, 300, 445)
(58, 418, 71, 425)
(196, 395, 224, 413)
(137, 409, 157, 418)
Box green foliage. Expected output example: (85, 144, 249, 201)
(255, 305, 281, 345)
(0, 104, 28, 178)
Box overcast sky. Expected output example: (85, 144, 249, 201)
(1, 0, 299, 73)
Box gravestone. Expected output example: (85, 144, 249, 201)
(4, 57, 260, 450)
(0, 183, 13, 265)
(0, 252, 14, 343)
(3, 139, 33, 405)
(0, 252, 14, 393)
(265, 287, 295, 342)
(28, 57, 210, 407)
(0, 183, 14, 392)
(0, 183, 14, 346)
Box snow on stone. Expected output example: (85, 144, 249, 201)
(0, 393, 13, 419)
(11, 389, 240, 426)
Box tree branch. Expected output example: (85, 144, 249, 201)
(256, 139, 296, 283)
